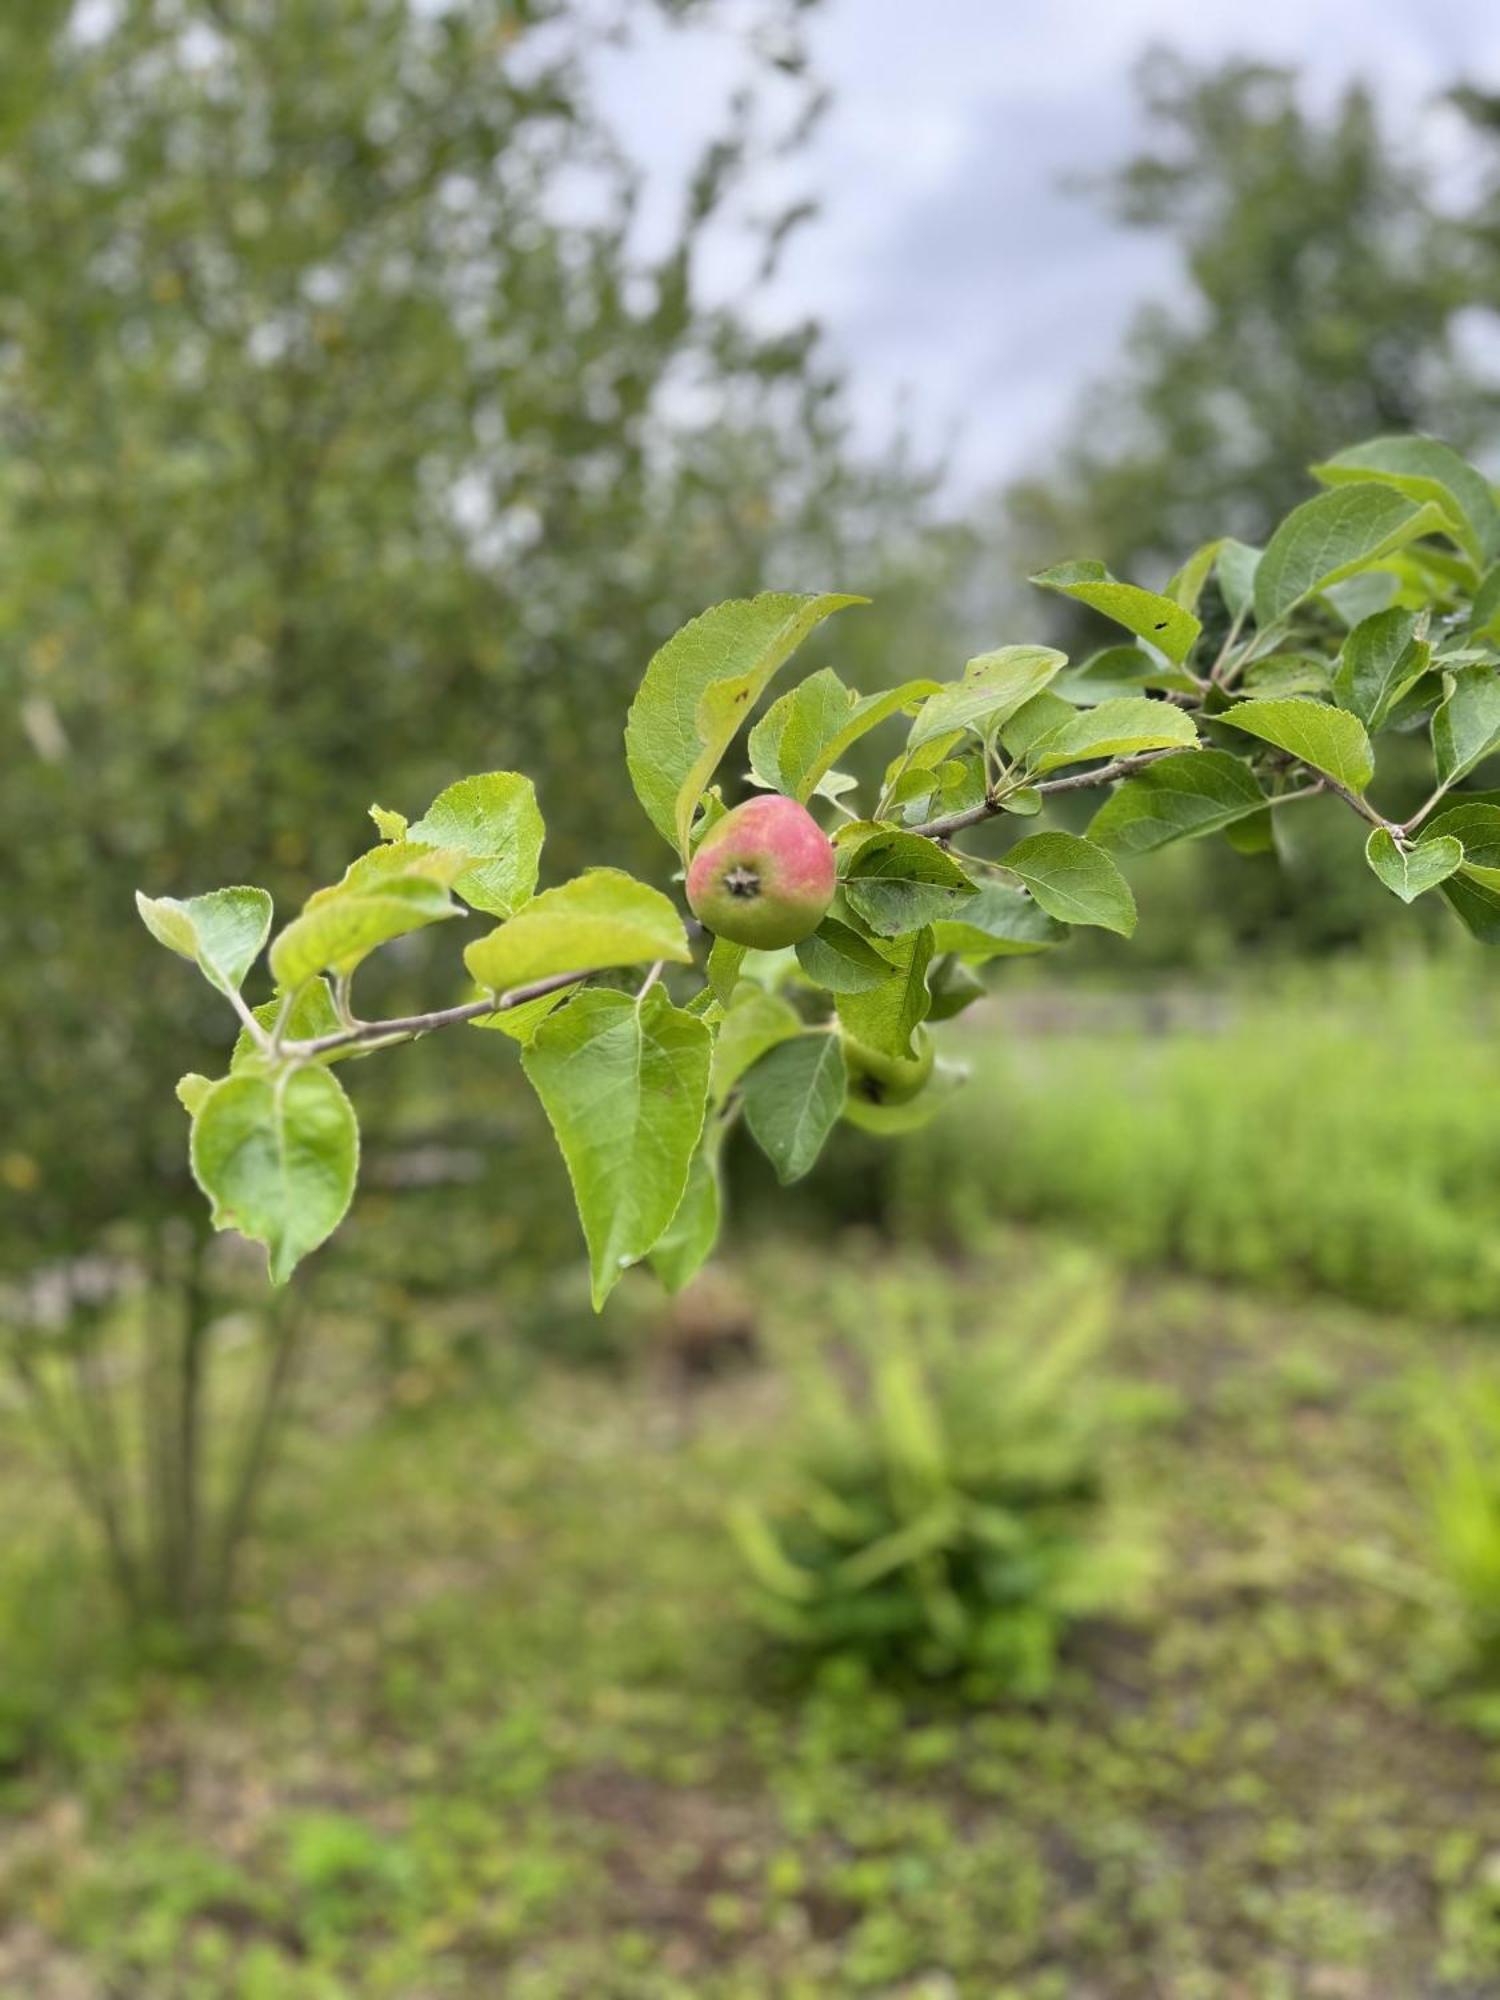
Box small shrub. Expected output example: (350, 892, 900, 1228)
(732, 1256, 1155, 1690)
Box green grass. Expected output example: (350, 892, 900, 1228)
(895, 954, 1500, 1323)
(5, 1231, 1500, 1996)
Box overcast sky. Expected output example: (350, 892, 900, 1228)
(596, 0, 1500, 498)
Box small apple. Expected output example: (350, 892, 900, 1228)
(686, 794, 836, 949)
(842, 1024, 935, 1107)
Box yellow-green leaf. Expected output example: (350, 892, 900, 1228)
(136, 886, 273, 997)
(522, 988, 711, 1309)
(189, 1068, 359, 1284)
(464, 868, 690, 995)
(1215, 697, 1374, 794)
(1030, 561, 1202, 664)
(624, 592, 865, 858)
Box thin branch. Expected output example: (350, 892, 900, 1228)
(1322, 775, 1397, 833)
(280, 966, 588, 1061)
(224, 981, 272, 1053)
(1400, 778, 1459, 837)
(1209, 605, 1248, 687)
(909, 751, 1180, 841)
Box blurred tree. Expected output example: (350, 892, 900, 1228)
(0, 0, 952, 1631)
(994, 50, 1496, 963)
(1004, 51, 1489, 580)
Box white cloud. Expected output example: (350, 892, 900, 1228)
(594, 0, 1500, 494)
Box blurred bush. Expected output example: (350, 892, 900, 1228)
(1410, 1371, 1500, 1692)
(893, 955, 1500, 1324)
(732, 1254, 1157, 1689)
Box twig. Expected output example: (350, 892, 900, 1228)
(280, 966, 588, 1061)
(1321, 775, 1398, 834)
(1400, 778, 1458, 837)
(224, 981, 272, 1053)
(908, 751, 1181, 841)
(1209, 605, 1249, 686)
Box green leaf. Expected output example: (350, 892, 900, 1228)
(469, 985, 576, 1045)
(897, 755, 986, 825)
(1421, 803, 1500, 939)
(189, 1068, 359, 1284)
(930, 882, 1067, 959)
(1323, 570, 1401, 628)
(1223, 808, 1275, 856)
(740, 1033, 847, 1184)
(175, 1073, 215, 1116)
(1216, 540, 1261, 622)
(906, 646, 1065, 752)
(1214, 698, 1374, 793)
(1165, 538, 1225, 614)
(1088, 749, 1266, 854)
(835, 927, 934, 1061)
(998, 689, 1076, 762)
(647, 1135, 722, 1294)
(706, 937, 747, 1007)
(232, 978, 355, 1072)
(749, 669, 939, 802)
(135, 886, 273, 997)
(1000, 832, 1136, 936)
(1053, 646, 1190, 706)
(1025, 696, 1199, 774)
(1438, 872, 1500, 942)
(1312, 435, 1499, 568)
(841, 832, 976, 937)
(624, 592, 865, 857)
(1241, 654, 1332, 700)
(736, 947, 800, 994)
(1364, 827, 1463, 903)
(1432, 669, 1500, 785)
(407, 772, 544, 918)
(710, 984, 802, 1104)
(794, 918, 893, 993)
(521, 988, 711, 1310)
(1332, 609, 1429, 729)
(464, 869, 690, 994)
(925, 958, 987, 1020)
(1030, 560, 1201, 664)
(1253, 483, 1447, 627)
(1467, 564, 1500, 640)
(746, 668, 846, 795)
(269, 844, 467, 991)
(369, 805, 408, 842)
(1384, 672, 1447, 734)
(1424, 799, 1500, 867)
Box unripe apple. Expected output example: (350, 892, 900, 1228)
(686, 794, 836, 949)
(842, 1025, 935, 1107)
